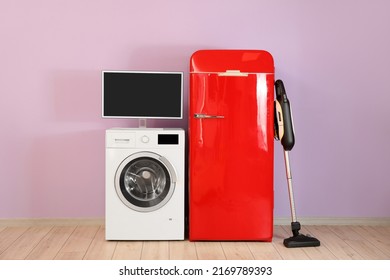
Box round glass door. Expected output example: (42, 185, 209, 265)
(115, 152, 176, 212)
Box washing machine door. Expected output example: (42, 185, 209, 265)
(114, 152, 177, 212)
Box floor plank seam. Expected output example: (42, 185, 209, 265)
(305, 226, 338, 260)
(24, 225, 54, 260)
(245, 242, 256, 260)
(328, 226, 365, 259)
(348, 226, 387, 259)
(194, 241, 199, 260)
(82, 225, 101, 260)
(140, 241, 146, 260)
(109, 240, 117, 260)
(53, 225, 78, 260)
(0, 226, 30, 259)
(359, 226, 390, 258)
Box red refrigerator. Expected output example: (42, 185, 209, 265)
(189, 50, 275, 241)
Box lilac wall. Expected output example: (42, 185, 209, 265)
(1, 0, 389, 219)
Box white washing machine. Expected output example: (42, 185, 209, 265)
(105, 128, 185, 240)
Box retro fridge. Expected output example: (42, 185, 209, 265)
(189, 50, 275, 241)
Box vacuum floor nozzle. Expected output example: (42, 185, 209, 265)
(284, 233, 321, 248)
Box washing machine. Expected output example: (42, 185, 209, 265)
(105, 128, 185, 240)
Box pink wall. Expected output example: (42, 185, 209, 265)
(1, 0, 389, 219)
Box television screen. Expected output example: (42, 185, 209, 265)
(102, 71, 183, 119)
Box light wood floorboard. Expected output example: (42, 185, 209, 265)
(169, 240, 197, 260)
(141, 241, 169, 260)
(0, 225, 388, 260)
(246, 242, 282, 260)
(112, 241, 143, 260)
(307, 225, 363, 259)
(0, 226, 52, 260)
(195, 242, 226, 260)
(54, 225, 100, 260)
(0, 227, 29, 255)
(221, 242, 254, 260)
(294, 225, 336, 260)
(83, 226, 116, 260)
(351, 226, 390, 257)
(329, 225, 388, 259)
(26, 226, 76, 260)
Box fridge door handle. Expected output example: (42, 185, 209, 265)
(194, 113, 224, 119)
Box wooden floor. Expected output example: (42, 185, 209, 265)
(0, 225, 389, 260)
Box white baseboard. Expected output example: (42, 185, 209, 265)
(274, 217, 390, 226)
(1, 217, 389, 227)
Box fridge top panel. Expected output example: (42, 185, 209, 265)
(190, 50, 274, 73)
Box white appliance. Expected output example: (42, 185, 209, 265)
(105, 128, 185, 240)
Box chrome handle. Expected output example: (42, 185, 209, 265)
(194, 113, 224, 119)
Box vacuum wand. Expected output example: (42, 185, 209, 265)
(283, 149, 306, 238)
(284, 150, 297, 224)
(275, 80, 320, 248)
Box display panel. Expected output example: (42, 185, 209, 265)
(102, 71, 183, 119)
(158, 134, 179, 145)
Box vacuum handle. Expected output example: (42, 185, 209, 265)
(275, 80, 295, 151)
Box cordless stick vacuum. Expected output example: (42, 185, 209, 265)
(274, 80, 320, 248)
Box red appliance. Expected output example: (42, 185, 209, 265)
(189, 50, 275, 241)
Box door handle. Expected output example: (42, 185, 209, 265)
(194, 113, 224, 119)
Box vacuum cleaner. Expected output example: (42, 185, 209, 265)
(274, 79, 321, 248)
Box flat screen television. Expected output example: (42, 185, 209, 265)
(102, 71, 183, 119)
